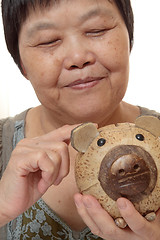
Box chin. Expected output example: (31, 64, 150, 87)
(71, 109, 108, 125)
(61, 98, 118, 125)
(71, 101, 120, 125)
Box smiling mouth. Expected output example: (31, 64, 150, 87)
(66, 77, 104, 90)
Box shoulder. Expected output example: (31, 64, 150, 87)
(0, 109, 30, 175)
(1, 108, 31, 131)
(139, 106, 160, 118)
(0, 108, 30, 145)
(0, 118, 9, 171)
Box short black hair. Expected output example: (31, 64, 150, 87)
(114, 0, 134, 49)
(1, 0, 134, 72)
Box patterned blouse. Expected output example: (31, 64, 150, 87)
(7, 120, 103, 240)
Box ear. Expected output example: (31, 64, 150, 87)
(71, 123, 99, 153)
(135, 115, 160, 137)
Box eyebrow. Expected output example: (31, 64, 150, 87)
(27, 7, 114, 37)
(27, 22, 57, 38)
(79, 8, 114, 22)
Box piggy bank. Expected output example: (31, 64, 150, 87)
(71, 115, 160, 228)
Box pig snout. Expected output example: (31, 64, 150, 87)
(98, 145, 157, 202)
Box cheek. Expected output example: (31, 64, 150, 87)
(20, 49, 62, 87)
(100, 33, 130, 95)
(97, 30, 130, 72)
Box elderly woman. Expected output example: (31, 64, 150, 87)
(0, 0, 160, 239)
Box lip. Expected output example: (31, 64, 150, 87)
(66, 77, 104, 90)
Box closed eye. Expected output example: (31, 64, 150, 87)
(86, 29, 107, 37)
(37, 39, 61, 47)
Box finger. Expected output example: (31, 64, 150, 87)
(17, 125, 81, 149)
(39, 142, 70, 185)
(74, 194, 131, 239)
(117, 198, 153, 238)
(13, 149, 60, 182)
(27, 150, 62, 194)
(13, 141, 70, 185)
(74, 193, 100, 236)
(51, 142, 70, 185)
(39, 124, 81, 143)
(155, 208, 160, 223)
(27, 141, 70, 184)
(22, 141, 70, 185)
(41, 150, 61, 183)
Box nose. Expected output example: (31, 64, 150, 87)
(63, 40, 96, 70)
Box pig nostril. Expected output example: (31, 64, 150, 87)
(118, 169, 125, 176)
(134, 164, 140, 171)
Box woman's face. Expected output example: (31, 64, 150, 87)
(19, 0, 130, 124)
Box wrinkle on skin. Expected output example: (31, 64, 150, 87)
(19, 0, 130, 129)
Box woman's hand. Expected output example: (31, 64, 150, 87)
(0, 124, 78, 227)
(74, 193, 160, 240)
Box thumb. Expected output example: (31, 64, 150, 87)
(117, 198, 150, 235)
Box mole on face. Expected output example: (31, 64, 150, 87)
(98, 145, 157, 202)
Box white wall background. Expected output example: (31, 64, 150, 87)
(0, 0, 160, 118)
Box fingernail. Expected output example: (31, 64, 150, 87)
(54, 178, 61, 186)
(117, 198, 127, 209)
(74, 195, 82, 208)
(83, 198, 92, 208)
(75, 199, 82, 208)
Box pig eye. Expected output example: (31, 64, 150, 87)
(136, 134, 145, 141)
(97, 138, 106, 147)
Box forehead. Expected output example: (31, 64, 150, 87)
(26, 0, 115, 13)
(18, 0, 125, 41)
(25, 0, 118, 22)
(20, 0, 122, 35)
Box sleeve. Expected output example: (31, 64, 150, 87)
(0, 119, 12, 239)
(0, 118, 8, 179)
(0, 120, 3, 178)
(139, 106, 160, 118)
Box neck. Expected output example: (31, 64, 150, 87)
(98, 102, 140, 128)
(25, 102, 140, 137)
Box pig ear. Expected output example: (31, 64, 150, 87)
(71, 123, 99, 153)
(135, 115, 160, 137)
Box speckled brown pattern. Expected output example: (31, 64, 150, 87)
(73, 117, 160, 220)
